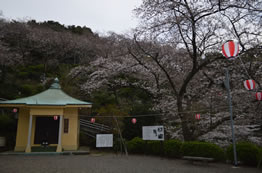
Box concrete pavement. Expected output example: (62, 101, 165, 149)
(0, 154, 260, 173)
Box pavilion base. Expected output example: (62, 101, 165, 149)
(25, 146, 31, 153)
(56, 145, 62, 152)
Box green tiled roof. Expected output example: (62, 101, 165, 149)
(0, 78, 92, 106)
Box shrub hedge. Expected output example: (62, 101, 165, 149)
(226, 142, 260, 166)
(126, 137, 262, 167)
(163, 139, 182, 158)
(126, 137, 145, 154)
(180, 141, 225, 161)
(127, 138, 225, 161)
(144, 141, 163, 156)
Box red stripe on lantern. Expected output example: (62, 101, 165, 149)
(247, 80, 251, 90)
(228, 41, 235, 57)
(256, 92, 262, 101)
(195, 114, 200, 120)
(131, 118, 137, 124)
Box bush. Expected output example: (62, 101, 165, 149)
(144, 141, 163, 156)
(163, 139, 182, 158)
(181, 141, 225, 161)
(127, 137, 145, 154)
(226, 142, 260, 166)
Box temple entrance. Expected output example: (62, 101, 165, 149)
(34, 116, 59, 144)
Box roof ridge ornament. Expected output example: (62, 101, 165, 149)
(50, 77, 61, 89)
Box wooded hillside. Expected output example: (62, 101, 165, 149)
(0, 0, 262, 146)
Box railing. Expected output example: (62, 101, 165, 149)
(79, 118, 111, 138)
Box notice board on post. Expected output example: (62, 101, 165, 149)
(96, 134, 113, 147)
(142, 126, 164, 141)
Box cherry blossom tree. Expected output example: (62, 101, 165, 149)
(130, 0, 262, 140)
(69, 1, 262, 141)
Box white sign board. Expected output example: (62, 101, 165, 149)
(96, 134, 113, 147)
(142, 126, 164, 141)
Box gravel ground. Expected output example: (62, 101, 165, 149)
(0, 154, 261, 173)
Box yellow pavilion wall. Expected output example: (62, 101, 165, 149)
(14, 108, 30, 151)
(14, 107, 79, 152)
(62, 108, 79, 150)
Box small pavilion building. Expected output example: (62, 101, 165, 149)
(0, 78, 92, 152)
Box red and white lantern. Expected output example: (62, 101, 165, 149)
(131, 118, 137, 124)
(244, 79, 256, 90)
(222, 40, 239, 59)
(12, 108, 18, 113)
(54, 115, 58, 120)
(91, 118, 95, 123)
(195, 114, 200, 120)
(256, 92, 262, 101)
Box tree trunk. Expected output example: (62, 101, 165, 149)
(0, 65, 6, 83)
(181, 120, 195, 141)
(177, 97, 195, 141)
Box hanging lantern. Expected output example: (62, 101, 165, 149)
(131, 118, 137, 124)
(195, 114, 200, 120)
(91, 118, 95, 123)
(12, 108, 18, 113)
(222, 40, 239, 59)
(244, 79, 255, 90)
(256, 92, 262, 101)
(54, 115, 58, 120)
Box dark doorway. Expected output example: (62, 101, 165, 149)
(34, 116, 59, 144)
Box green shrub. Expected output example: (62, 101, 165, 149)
(181, 141, 225, 161)
(127, 137, 145, 154)
(226, 142, 260, 166)
(144, 141, 163, 155)
(163, 139, 182, 158)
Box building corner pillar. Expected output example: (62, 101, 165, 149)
(56, 115, 63, 152)
(25, 114, 33, 153)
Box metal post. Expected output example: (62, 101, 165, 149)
(113, 115, 128, 156)
(225, 68, 238, 166)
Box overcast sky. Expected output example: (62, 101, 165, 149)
(0, 0, 142, 34)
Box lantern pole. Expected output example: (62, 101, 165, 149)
(112, 115, 128, 156)
(224, 68, 238, 166)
